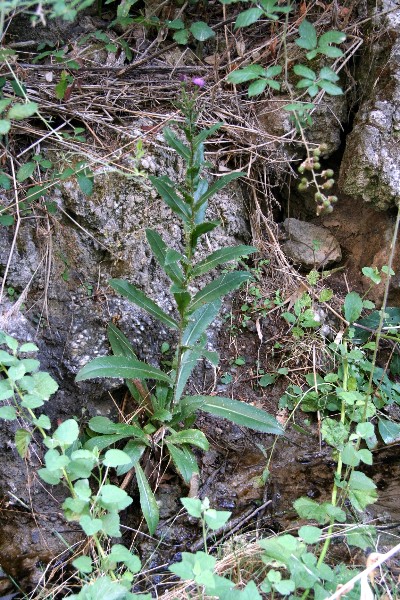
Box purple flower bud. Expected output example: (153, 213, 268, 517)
(192, 77, 205, 88)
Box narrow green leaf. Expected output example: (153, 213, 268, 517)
(149, 175, 191, 223)
(192, 245, 257, 277)
(196, 172, 244, 208)
(190, 220, 220, 250)
(188, 271, 251, 313)
(184, 395, 283, 434)
(107, 322, 137, 359)
(134, 463, 159, 535)
(164, 127, 190, 160)
(146, 229, 184, 284)
(182, 301, 221, 347)
(109, 279, 178, 329)
(193, 123, 223, 147)
(166, 442, 199, 483)
(76, 356, 172, 384)
(174, 349, 202, 403)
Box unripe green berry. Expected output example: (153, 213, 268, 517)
(328, 195, 338, 204)
(298, 165, 305, 174)
(313, 162, 321, 170)
(323, 179, 334, 190)
(315, 192, 324, 202)
(319, 143, 328, 153)
(325, 205, 334, 213)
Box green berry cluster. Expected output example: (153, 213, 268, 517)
(297, 144, 338, 215)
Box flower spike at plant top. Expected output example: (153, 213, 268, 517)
(76, 86, 283, 534)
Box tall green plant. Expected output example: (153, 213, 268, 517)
(76, 86, 283, 532)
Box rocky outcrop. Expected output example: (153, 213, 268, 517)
(339, 0, 400, 210)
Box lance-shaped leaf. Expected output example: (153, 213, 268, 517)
(135, 463, 159, 535)
(193, 123, 223, 147)
(166, 442, 199, 484)
(182, 396, 283, 435)
(76, 356, 172, 384)
(188, 271, 251, 313)
(107, 322, 144, 403)
(146, 229, 184, 284)
(190, 220, 220, 250)
(192, 245, 257, 277)
(182, 301, 221, 347)
(174, 348, 202, 403)
(109, 279, 178, 330)
(149, 175, 191, 224)
(195, 172, 244, 208)
(163, 127, 190, 160)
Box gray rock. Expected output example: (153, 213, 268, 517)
(281, 218, 342, 269)
(339, 0, 400, 210)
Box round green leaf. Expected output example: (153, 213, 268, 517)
(103, 449, 132, 467)
(190, 21, 215, 41)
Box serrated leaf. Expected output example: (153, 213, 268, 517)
(184, 395, 283, 434)
(319, 80, 343, 95)
(108, 544, 141, 573)
(76, 356, 172, 384)
(248, 79, 268, 97)
(296, 19, 317, 50)
(228, 65, 265, 84)
(109, 278, 178, 329)
(188, 271, 251, 313)
(192, 245, 257, 277)
(190, 21, 215, 41)
(319, 30, 346, 45)
(235, 7, 263, 29)
(293, 64, 316, 80)
(317, 45, 344, 58)
(15, 429, 32, 458)
(80, 515, 103, 536)
(134, 463, 159, 535)
(8, 102, 38, 120)
(173, 29, 189, 45)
